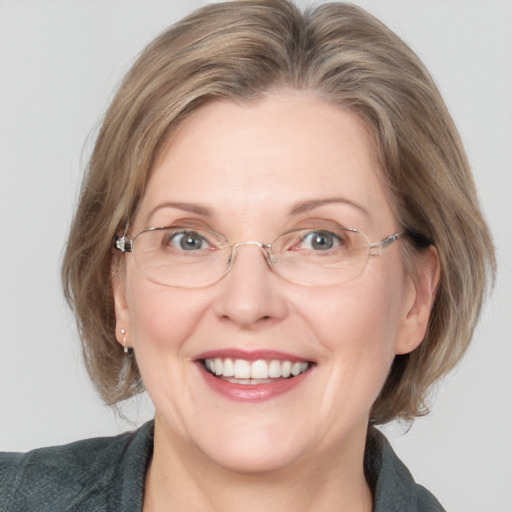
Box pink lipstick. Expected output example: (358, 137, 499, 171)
(195, 349, 314, 402)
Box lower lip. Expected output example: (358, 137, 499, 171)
(198, 365, 311, 402)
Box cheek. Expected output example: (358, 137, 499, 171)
(125, 272, 209, 352)
(309, 282, 403, 350)
(298, 281, 405, 428)
(301, 264, 407, 387)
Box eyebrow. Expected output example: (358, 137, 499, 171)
(147, 202, 213, 221)
(288, 198, 370, 217)
(147, 197, 369, 223)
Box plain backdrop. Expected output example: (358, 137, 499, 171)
(1, 1, 511, 511)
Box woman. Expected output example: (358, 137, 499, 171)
(0, 1, 496, 510)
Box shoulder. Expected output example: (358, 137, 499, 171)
(0, 421, 153, 512)
(365, 428, 446, 512)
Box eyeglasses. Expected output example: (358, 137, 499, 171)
(113, 226, 402, 288)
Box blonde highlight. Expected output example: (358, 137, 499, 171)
(62, 0, 495, 421)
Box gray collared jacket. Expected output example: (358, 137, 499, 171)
(0, 422, 445, 511)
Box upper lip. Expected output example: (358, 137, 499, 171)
(194, 349, 313, 363)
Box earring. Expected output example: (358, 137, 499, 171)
(120, 329, 131, 353)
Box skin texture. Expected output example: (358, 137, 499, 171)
(113, 90, 438, 512)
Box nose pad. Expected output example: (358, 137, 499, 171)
(230, 241, 274, 271)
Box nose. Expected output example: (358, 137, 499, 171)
(213, 242, 288, 329)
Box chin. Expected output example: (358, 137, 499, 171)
(187, 418, 314, 475)
(201, 436, 306, 475)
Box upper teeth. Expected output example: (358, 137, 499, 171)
(204, 358, 309, 379)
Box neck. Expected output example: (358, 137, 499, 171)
(143, 416, 373, 512)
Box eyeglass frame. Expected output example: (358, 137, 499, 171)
(113, 225, 404, 288)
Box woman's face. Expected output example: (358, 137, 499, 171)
(114, 91, 431, 473)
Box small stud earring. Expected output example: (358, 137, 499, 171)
(120, 329, 130, 353)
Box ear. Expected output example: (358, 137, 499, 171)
(394, 245, 440, 355)
(111, 264, 132, 350)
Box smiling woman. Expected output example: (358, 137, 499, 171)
(111, 95, 429, 487)
(0, 1, 500, 511)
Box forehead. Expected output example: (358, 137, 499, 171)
(137, 91, 395, 234)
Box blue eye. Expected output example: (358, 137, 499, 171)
(301, 230, 341, 250)
(167, 231, 209, 251)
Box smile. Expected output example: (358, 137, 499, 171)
(196, 351, 315, 401)
(203, 358, 311, 384)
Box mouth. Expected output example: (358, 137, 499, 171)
(200, 357, 313, 385)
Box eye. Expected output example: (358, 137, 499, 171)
(164, 230, 211, 251)
(299, 230, 342, 251)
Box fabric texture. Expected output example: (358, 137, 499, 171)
(0, 421, 445, 511)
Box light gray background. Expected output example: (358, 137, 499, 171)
(1, 1, 511, 511)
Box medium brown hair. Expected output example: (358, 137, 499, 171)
(62, 0, 495, 423)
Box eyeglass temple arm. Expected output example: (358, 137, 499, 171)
(369, 232, 402, 256)
(113, 234, 133, 253)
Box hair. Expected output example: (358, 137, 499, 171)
(62, 0, 495, 424)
